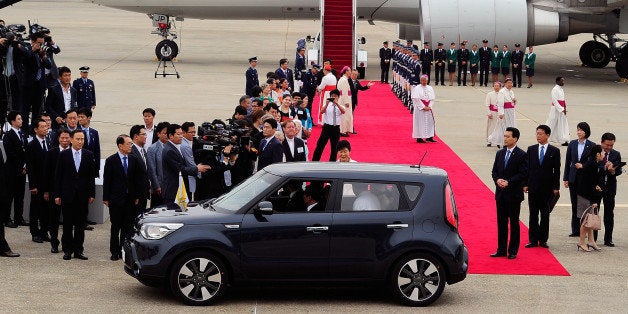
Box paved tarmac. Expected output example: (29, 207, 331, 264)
(1, 1, 627, 312)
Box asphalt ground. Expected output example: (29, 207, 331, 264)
(1, 1, 627, 312)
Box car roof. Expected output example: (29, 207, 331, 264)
(263, 162, 448, 182)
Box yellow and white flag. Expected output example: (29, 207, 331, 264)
(176, 172, 189, 211)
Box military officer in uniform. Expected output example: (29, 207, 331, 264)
(245, 56, 259, 96)
(433, 43, 446, 86)
(409, 49, 422, 111)
(72, 66, 96, 110)
(511, 43, 524, 88)
(379, 41, 392, 83)
(420, 42, 433, 84)
(300, 64, 320, 114)
(479, 39, 491, 87)
(457, 42, 470, 86)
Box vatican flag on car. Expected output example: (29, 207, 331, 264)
(176, 172, 189, 211)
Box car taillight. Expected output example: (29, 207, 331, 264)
(445, 184, 458, 229)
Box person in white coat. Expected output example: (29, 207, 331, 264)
(412, 75, 436, 143)
(546, 76, 570, 146)
(486, 82, 505, 147)
(337, 66, 353, 136)
(498, 78, 517, 128)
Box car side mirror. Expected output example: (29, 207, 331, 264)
(256, 201, 273, 215)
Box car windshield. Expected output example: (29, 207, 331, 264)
(211, 170, 281, 213)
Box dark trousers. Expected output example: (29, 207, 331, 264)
(5, 174, 26, 223)
(594, 194, 615, 243)
(21, 83, 45, 135)
(434, 64, 445, 85)
(528, 192, 551, 244)
(457, 63, 468, 85)
(0, 75, 22, 126)
(568, 183, 580, 235)
(0, 224, 10, 253)
(512, 65, 522, 87)
(136, 198, 148, 216)
(29, 192, 49, 238)
(380, 63, 390, 82)
(150, 192, 164, 207)
(49, 202, 62, 249)
(312, 124, 340, 162)
(421, 66, 431, 84)
(479, 63, 490, 86)
(109, 201, 134, 256)
(496, 200, 521, 255)
(61, 196, 88, 254)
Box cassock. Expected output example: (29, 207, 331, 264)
(546, 84, 570, 144)
(411, 84, 436, 139)
(316, 73, 337, 124)
(337, 75, 353, 134)
(498, 87, 516, 128)
(486, 90, 505, 146)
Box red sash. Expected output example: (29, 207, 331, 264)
(555, 100, 566, 108)
(504, 102, 514, 109)
(489, 104, 498, 112)
(421, 99, 431, 107)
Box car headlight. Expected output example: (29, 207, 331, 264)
(140, 223, 184, 240)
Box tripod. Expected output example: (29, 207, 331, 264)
(154, 57, 180, 79)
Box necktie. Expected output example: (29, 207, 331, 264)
(41, 140, 47, 151)
(84, 128, 90, 144)
(122, 156, 128, 175)
(603, 152, 608, 164)
(74, 151, 81, 172)
(539, 145, 545, 165)
(83, 79, 87, 84)
(260, 139, 268, 151)
(504, 150, 511, 166)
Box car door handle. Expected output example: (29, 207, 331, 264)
(387, 224, 409, 229)
(306, 226, 329, 232)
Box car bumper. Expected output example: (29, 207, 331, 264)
(122, 234, 174, 287)
(442, 232, 468, 285)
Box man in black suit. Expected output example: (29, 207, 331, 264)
(129, 125, 150, 213)
(457, 42, 470, 86)
(54, 129, 95, 260)
(420, 42, 433, 84)
(78, 107, 101, 177)
(479, 40, 491, 87)
(245, 56, 259, 96)
(161, 124, 210, 205)
(282, 120, 307, 162)
(348, 68, 372, 114)
(563, 122, 595, 237)
(490, 127, 528, 259)
(524, 125, 561, 249)
(45, 66, 77, 129)
(0, 134, 19, 257)
(257, 119, 284, 171)
(596, 132, 623, 246)
(275, 58, 294, 91)
(379, 41, 392, 83)
(433, 43, 446, 86)
(43, 128, 71, 253)
(0, 35, 27, 126)
(26, 118, 51, 243)
(2, 111, 28, 228)
(511, 43, 524, 88)
(103, 135, 143, 261)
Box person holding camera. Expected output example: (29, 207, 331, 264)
(312, 89, 345, 162)
(21, 32, 51, 134)
(0, 31, 27, 127)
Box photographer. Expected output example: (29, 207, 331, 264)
(0, 28, 27, 126)
(21, 32, 51, 134)
(42, 34, 60, 88)
(312, 89, 345, 161)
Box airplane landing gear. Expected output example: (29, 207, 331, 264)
(579, 40, 611, 68)
(156, 39, 179, 61)
(579, 34, 627, 78)
(616, 45, 628, 80)
(150, 14, 181, 61)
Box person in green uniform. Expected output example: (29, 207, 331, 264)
(491, 45, 502, 84)
(447, 42, 458, 86)
(469, 43, 480, 86)
(525, 46, 536, 88)
(500, 45, 511, 81)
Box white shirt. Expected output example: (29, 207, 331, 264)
(321, 101, 342, 126)
(306, 203, 318, 212)
(133, 143, 146, 166)
(285, 137, 295, 157)
(144, 124, 155, 150)
(61, 84, 72, 112)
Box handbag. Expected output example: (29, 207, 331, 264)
(581, 206, 602, 230)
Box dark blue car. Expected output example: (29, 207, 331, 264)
(122, 162, 468, 306)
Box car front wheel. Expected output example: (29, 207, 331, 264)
(169, 251, 227, 305)
(390, 253, 446, 306)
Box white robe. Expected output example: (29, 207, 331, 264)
(317, 73, 337, 124)
(485, 90, 505, 146)
(498, 87, 516, 128)
(337, 76, 353, 133)
(411, 84, 436, 138)
(546, 84, 570, 143)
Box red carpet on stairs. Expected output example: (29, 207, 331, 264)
(307, 82, 570, 276)
(322, 0, 353, 73)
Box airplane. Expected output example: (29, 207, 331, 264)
(1, 0, 627, 79)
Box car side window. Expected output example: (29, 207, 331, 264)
(265, 180, 332, 213)
(341, 181, 401, 212)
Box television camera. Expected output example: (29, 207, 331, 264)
(193, 119, 250, 164)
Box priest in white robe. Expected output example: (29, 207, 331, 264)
(338, 66, 353, 136)
(487, 82, 505, 147)
(412, 75, 437, 143)
(546, 76, 570, 146)
(498, 78, 517, 128)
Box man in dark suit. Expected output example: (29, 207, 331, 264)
(257, 119, 284, 171)
(379, 41, 392, 83)
(129, 125, 150, 213)
(282, 120, 306, 162)
(72, 66, 96, 110)
(161, 124, 210, 205)
(0, 133, 19, 257)
(45, 66, 77, 129)
(2, 111, 28, 227)
(596, 132, 622, 246)
(103, 135, 143, 261)
(0, 35, 27, 126)
(275, 58, 294, 91)
(563, 122, 595, 237)
(457, 42, 470, 86)
(524, 125, 561, 249)
(301, 65, 320, 114)
(54, 129, 96, 260)
(511, 44, 524, 88)
(43, 128, 71, 253)
(479, 40, 491, 87)
(245, 57, 259, 96)
(490, 127, 528, 259)
(420, 42, 433, 84)
(303, 185, 324, 212)
(348, 69, 372, 133)
(77, 107, 101, 177)
(146, 122, 170, 207)
(433, 43, 446, 86)
(26, 118, 51, 243)
(21, 32, 50, 134)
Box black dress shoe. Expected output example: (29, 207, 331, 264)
(63, 253, 72, 260)
(32, 236, 43, 243)
(604, 242, 615, 247)
(1, 250, 20, 257)
(508, 254, 517, 259)
(74, 253, 88, 260)
(496, 145, 501, 149)
(539, 242, 549, 248)
(490, 252, 506, 257)
(110, 254, 121, 261)
(426, 137, 437, 142)
(51, 247, 59, 254)
(84, 225, 94, 231)
(568, 233, 580, 237)
(561, 142, 569, 147)
(486, 143, 492, 147)
(416, 138, 426, 143)
(524, 243, 538, 248)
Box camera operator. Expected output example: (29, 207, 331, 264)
(41, 34, 60, 88)
(0, 28, 27, 127)
(21, 32, 51, 134)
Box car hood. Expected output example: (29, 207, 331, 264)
(138, 203, 242, 225)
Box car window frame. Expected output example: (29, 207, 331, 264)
(332, 179, 421, 213)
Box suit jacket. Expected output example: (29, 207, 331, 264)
(602, 149, 622, 196)
(492, 146, 528, 203)
(379, 47, 392, 64)
(26, 136, 50, 190)
(82, 127, 101, 177)
(294, 54, 306, 80)
(0, 43, 27, 84)
(245, 66, 259, 96)
(2, 129, 27, 176)
(54, 148, 96, 203)
(275, 67, 294, 91)
(45, 83, 77, 128)
(146, 141, 165, 191)
(457, 48, 469, 63)
(21, 47, 50, 89)
(511, 50, 524, 66)
(348, 77, 370, 106)
(43, 147, 64, 195)
(103, 153, 142, 206)
(479, 46, 491, 65)
(161, 141, 199, 202)
(257, 137, 283, 171)
(420, 48, 433, 67)
(282, 137, 306, 162)
(130, 145, 150, 199)
(526, 144, 561, 195)
(72, 78, 96, 109)
(563, 139, 595, 183)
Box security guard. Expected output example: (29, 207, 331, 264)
(409, 49, 421, 111)
(245, 56, 259, 96)
(419, 42, 433, 84)
(479, 39, 491, 86)
(300, 64, 320, 113)
(433, 43, 446, 85)
(511, 43, 524, 88)
(457, 42, 470, 86)
(72, 66, 96, 110)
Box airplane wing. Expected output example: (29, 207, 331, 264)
(0, 0, 22, 9)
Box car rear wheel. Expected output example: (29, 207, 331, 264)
(389, 253, 446, 306)
(169, 251, 227, 305)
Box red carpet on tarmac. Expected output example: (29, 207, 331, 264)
(307, 82, 569, 276)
